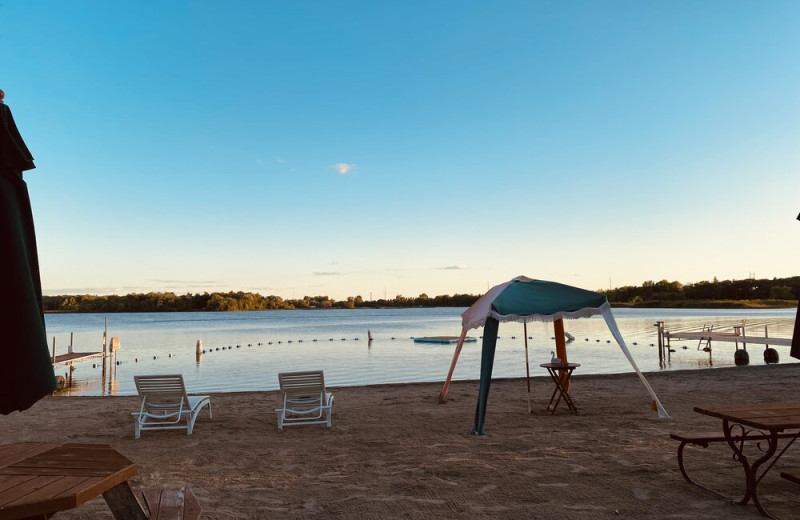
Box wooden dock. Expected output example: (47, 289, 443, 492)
(654, 319, 791, 367)
(664, 331, 791, 346)
(52, 352, 104, 368)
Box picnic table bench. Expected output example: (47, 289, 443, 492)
(670, 429, 800, 499)
(140, 486, 202, 520)
(672, 403, 800, 519)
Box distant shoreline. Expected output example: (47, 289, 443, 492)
(610, 298, 798, 309)
(43, 299, 798, 313)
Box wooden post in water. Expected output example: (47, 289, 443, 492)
(524, 322, 531, 414)
(741, 319, 747, 351)
(110, 337, 120, 367)
(109, 337, 120, 393)
(196, 340, 203, 363)
(655, 322, 664, 366)
(52, 336, 56, 364)
(69, 332, 73, 354)
(102, 318, 108, 378)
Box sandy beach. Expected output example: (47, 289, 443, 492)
(4, 364, 800, 519)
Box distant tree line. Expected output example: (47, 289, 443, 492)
(602, 276, 800, 306)
(41, 276, 799, 313)
(42, 291, 480, 313)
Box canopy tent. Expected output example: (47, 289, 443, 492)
(438, 276, 669, 435)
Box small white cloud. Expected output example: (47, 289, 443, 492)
(439, 265, 468, 270)
(314, 271, 342, 276)
(275, 157, 286, 164)
(333, 163, 357, 175)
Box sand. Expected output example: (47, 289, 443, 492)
(4, 364, 800, 519)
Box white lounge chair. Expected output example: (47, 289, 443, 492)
(275, 370, 334, 431)
(132, 374, 211, 439)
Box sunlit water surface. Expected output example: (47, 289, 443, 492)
(44, 307, 797, 396)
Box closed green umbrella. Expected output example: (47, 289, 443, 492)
(0, 90, 56, 414)
(792, 213, 800, 360)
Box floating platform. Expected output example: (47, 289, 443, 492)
(414, 336, 477, 344)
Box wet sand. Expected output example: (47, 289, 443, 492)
(4, 363, 800, 519)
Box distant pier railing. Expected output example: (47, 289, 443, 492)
(654, 320, 790, 367)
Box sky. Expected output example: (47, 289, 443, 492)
(2, 1, 799, 301)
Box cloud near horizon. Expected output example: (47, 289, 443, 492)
(147, 279, 227, 286)
(332, 163, 356, 175)
(439, 265, 468, 270)
(314, 271, 343, 276)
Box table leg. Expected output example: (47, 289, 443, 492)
(545, 369, 563, 413)
(560, 373, 578, 413)
(722, 420, 780, 518)
(102, 481, 148, 520)
(545, 369, 577, 414)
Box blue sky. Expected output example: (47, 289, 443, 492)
(3, 1, 799, 300)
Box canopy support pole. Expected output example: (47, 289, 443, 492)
(524, 322, 531, 414)
(602, 309, 670, 418)
(472, 317, 499, 435)
(438, 327, 468, 403)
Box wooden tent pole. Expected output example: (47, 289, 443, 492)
(554, 318, 569, 390)
(524, 322, 531, 414)
(554, 318, 567, 362)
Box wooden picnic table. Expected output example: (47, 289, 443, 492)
(0, 442, 148, 520)
(693, 402, 800, 519)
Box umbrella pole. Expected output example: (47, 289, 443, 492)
(524, 322, 531, 413)
(554, 318, 569, 391)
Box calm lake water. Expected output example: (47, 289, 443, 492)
(45, 307, 797, 396)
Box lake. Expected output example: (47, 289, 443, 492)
(44, 307, 797, 396)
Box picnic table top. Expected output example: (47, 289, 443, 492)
(0, 442, 138, 520)
(694, 402, 800, 432)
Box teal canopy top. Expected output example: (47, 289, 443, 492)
(462, 276, 610, 330)
(492, 278, 608, 317)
